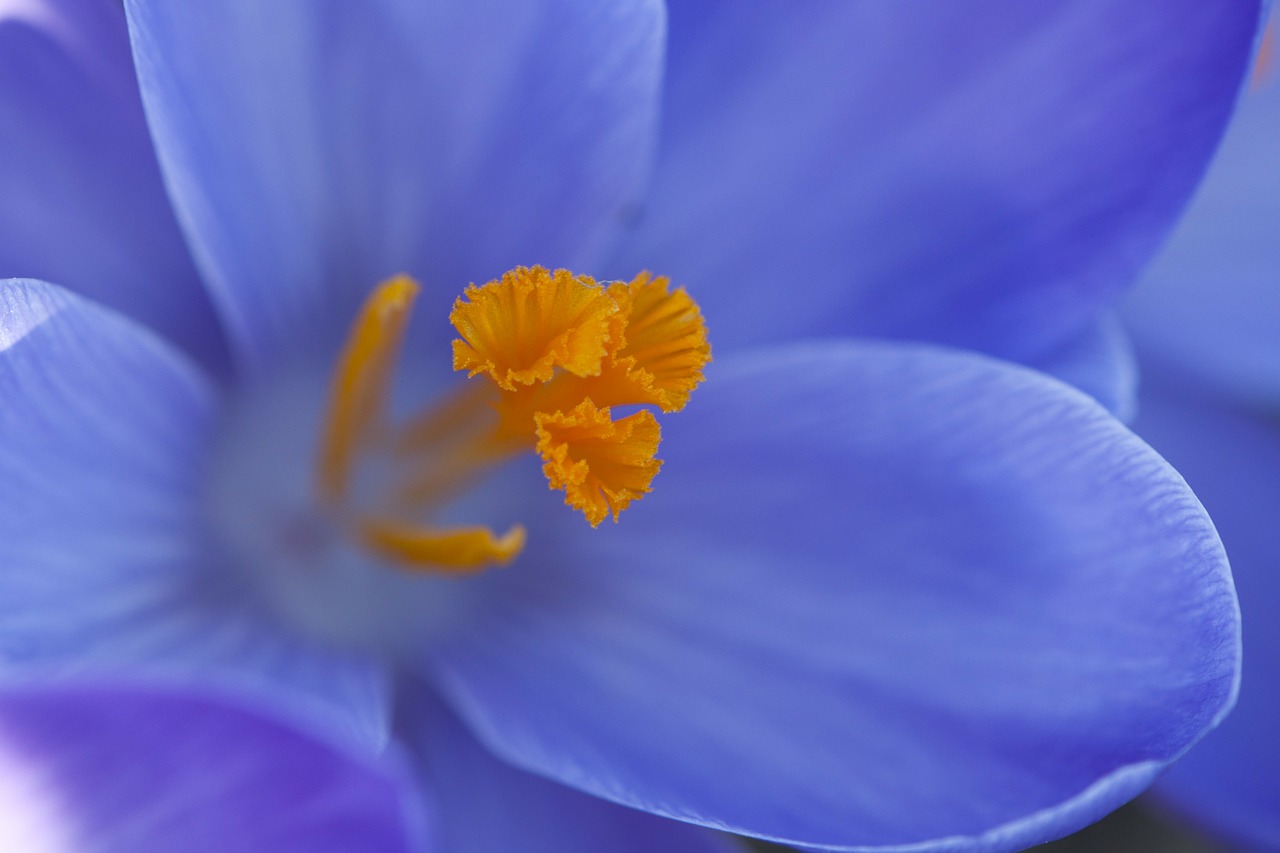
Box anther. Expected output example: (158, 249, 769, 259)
(316, 276, 418, 503)
(316, 276, 527, 573)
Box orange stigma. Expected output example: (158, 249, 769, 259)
(316, 266, 709, 574)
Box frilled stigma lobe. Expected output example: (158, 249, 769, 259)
(317, 267, 708, 574)
(452, 267, 618, 390)
(535, 401, 662, 527)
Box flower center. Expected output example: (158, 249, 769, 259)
(316, 266, 710, 575)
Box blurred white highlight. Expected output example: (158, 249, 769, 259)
(0, 740, 75, 853)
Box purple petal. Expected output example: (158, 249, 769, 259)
(426, 342, 1239, 851)
(1123, 45, 1280, 407)
(610, 2, 1259, 368)
(0, 279, 390, 751)
(395, 682, 735, 853)
(1133, 365, 1280, 850)
(0, 682, 428, 853)
(124, 0, 665, 369)
(1029, 313, 1137, 420)
(0, 0, 228, 372)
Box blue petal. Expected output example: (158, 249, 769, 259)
(0, 1, 229, 373)
(609, 2, 1260, 367)
(1132, 365, 1280, 850)
(0, 279, 390, 751)
(0, 682, 428, 852)
(1122, 58, 1280, 407)
(123, 0, 665, 369)
(1029, 313, 1137, 420)
(395, 681, 735, 853)
(426, 342, 1239, 851)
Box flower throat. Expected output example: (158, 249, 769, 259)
(315, 266, 710, 574)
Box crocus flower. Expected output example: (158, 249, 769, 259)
(1122, 19, 1280, 850)
(0, 1, 1260, 850)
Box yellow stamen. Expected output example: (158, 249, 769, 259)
(355, 517, 526, 573)
(316, 276, 419, 503)
(450, 266, 619, 391)
(316, 276, 526, 573)
(535, 400, 662, 527)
